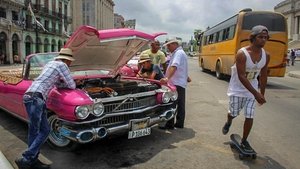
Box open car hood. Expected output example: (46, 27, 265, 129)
(64, 26, 166, 74)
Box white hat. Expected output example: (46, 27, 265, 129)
(163, 38, 180, 46)
(55, 48, 75, 61)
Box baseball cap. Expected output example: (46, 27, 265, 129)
(251, 25, 269, 36)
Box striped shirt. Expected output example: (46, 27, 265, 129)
(26, 60, 76, 100)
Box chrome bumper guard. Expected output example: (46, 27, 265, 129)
(59, 107, 177, 143)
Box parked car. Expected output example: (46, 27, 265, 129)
(0, 26, 177, 151)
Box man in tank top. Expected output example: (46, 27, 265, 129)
(222, 25, 270, 152)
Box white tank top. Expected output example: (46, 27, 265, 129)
(227, 47, 266, 98)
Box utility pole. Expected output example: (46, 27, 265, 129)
(35, 23, 39, 53)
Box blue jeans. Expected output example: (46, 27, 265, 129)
(22, 94, 50, 164)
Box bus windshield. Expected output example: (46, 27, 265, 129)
(242, 13, 286, 31)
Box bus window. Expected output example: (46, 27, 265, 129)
(208, 35, 214, 44)
(218, 31, 223, 42)
(215, 32, 220, 42)
(213, 33, 218, 43)
(242, 13, 285, 31)
(228, 25, 236, 39)
(223, 28, 230, 40)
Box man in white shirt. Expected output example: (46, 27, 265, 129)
(222, 25, 270, 152)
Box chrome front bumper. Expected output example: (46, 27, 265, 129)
(59, 107, 177, 143)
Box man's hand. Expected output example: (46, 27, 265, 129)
(187, 76, 191, 83)
(160, 77, 168, 84)
(254, 92, 266, 105)
(75, 79, 84, 86)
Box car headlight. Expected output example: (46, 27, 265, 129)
(75, 106, 89, 119)
(162, 92, 171, 103)
(170, 91, 178, 101)
(93, 103, 104, 117)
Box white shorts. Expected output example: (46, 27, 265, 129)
(228, 96, 256, 119)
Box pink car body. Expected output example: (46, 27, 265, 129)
(0, 26, 177, 151)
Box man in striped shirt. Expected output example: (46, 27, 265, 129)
(15, 48, 76, 169)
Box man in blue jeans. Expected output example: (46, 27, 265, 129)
(15, 48, 77, 169)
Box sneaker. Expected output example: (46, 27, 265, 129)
(240, 140, 254, 152)
(222, 122, 231, 135)
(15, 158, 31, 169)
(31, 159, 51, 169)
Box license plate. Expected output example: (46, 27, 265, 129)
(128, 118, 151, 139)
(128, 128, 151, 139)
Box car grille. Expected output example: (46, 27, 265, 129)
(104, 96, 156, 114)
(92, 107, 166, 127)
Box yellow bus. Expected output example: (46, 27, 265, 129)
(197, 8, 288, 79)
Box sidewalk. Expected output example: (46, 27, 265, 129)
(0, 151, 13, 169)
(0, 125, 52, 169)
(288, 70, 300, 78)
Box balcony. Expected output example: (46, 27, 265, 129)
(0, 17, 11, 28)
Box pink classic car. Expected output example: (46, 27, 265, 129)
(0, 26, 177, 151)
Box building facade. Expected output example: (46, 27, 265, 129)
(275, 0, 300, 48)
(0, 0, 72, 65)
(71, 0, 114, 32)
(124, 19, 136, 29)
(114, 13, 124, 28)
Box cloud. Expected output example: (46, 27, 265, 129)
(114, 0, 283, 42)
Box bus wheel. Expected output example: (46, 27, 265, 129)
(216, 61, 224, 79)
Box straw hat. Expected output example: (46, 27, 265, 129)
(138, 53, 151, 64)
(55, 48, 75, 61)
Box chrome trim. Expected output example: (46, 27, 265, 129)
(60, 107, 176, 144)
(58, 103, 174, 125)
(93, 90, 157, 103)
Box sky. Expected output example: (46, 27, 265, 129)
(114, 0, 284, 42)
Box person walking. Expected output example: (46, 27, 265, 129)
(0, 53, 4, 64)
(137, 53, 164, 80)
(291, 49, 296, 66)
(222, 25, 270, 152)
(15, 48, 77, 169)
(141, 40, 167, 73)
(160, 38, 191, 129)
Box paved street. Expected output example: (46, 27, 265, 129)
(0, 59, 300, 169)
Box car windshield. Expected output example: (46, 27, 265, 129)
(27, 53, 111, 80)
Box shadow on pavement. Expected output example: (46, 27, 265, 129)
(45, 128, 195, 169)
(225, 141, 286, 169)
(0, 110, 196, 169)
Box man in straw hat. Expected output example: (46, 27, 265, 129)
(137, 53, 164, 80)
(15, 48, 77, 169)
(160, 38, 191, 129)
(222, 25, 270, 152)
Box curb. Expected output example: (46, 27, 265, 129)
(288, 71, 300, 79)
(0, 151, 13, 169)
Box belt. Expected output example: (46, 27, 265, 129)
(25, 92, 44, 100)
